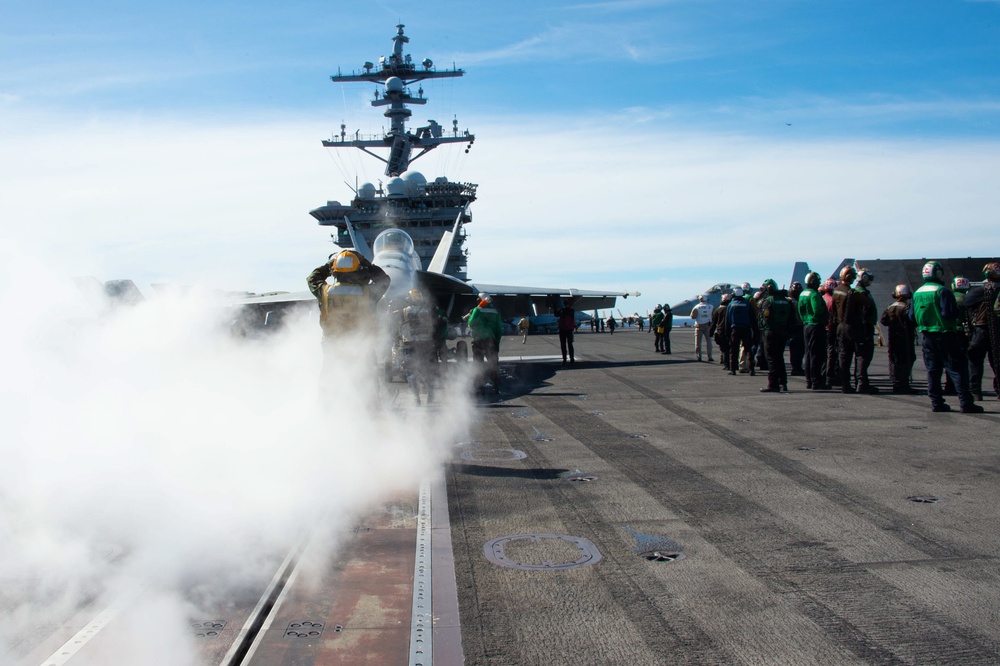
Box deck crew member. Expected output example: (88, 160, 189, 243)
(965, 262, 1000, 400)
(787, 281, 806, 376)
(758, 279, 792, 392)
(852, 269, 880, 394)
(690, 295, 715, 362)
(798, 272, 829, 390)
(725, 287, 756, 376)
(710, 293, 731, 368)
(912, 260, 983, 413)
(307, 250, 390, 342)
(880, 284, 917, 394)
(400, 288, 436, 404)
(467, 294, 503, 393)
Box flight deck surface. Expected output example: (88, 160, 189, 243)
(9, 327, 999, 665)
(450, 326, 1000, 665)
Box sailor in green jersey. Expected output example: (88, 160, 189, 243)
(758, 279, 792, 392)
(798, 272, 829, 390)
(466, 294, 503, 393)
(912, 261, 983, 413)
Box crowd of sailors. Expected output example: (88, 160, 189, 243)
(656, 261, 999, 413)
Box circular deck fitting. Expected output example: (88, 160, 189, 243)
(484, 534, 602, 570)
(192, 621, 226, 638)
(285, 621, 324, 638)
(459, 449, 527, 462)
(577, 394, 590, 400)
(640, 550, 687, 563)
(908, 496, 943, 504)
(511, 410, 531, 419)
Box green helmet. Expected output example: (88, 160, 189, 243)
(762, 278, 778, 294)
(921, 261, 944, 282)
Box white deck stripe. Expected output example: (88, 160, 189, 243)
(429, 473, 464, 664)
(36, 585, 144, 666)
(409, 479, 433, 666)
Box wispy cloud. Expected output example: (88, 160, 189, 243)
(4, 107, 998, 315)
(452, 22, 702, 66)
(564, 0, 684, 12)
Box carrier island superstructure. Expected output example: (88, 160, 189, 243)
(309, 24, 476, 281)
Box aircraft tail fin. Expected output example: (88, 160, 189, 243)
(789, 261, 810, 288)
(829, 258, 855, 281)
(428, 208, 465, 275)
(344, 217, 373, 262)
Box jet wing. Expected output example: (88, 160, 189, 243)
(418, 270, 626, 321)
(228, 290, 317, 332)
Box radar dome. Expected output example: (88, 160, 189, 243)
(358, 182, 376, 200)
(385, 176, 406, 198)
(434, 176, 450, 184)
(400, 170, 427, 197)
(385, 77, 404, 94)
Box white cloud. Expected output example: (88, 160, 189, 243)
(2, 108, 998, 316)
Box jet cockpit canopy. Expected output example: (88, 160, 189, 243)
(373, 229, 415, 256)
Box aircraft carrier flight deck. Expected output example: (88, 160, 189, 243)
(11, 327, 999, 665)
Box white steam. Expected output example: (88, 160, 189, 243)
(0, 244, 476, 664)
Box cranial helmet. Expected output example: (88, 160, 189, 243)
(922, 260, 944, 282)
(984, 262, 1000, 281)
(893, 284, 911, 299)
(789, 281, 803, 297)
(840, 266, 857, 283)
(732, 287, 744, 298)
(332, 250, 361, 273)
(762, 278, 778, 294)
(823, 278, 840, 293)
(721, 293, 732, 304)
(408, 288, 424, 304)
(698, 294, 707, 303)
(857, 268, 874, 286)
(952, 276, 970, 292)
(804, 272, 821, 289)
(741, 282, 751, 292)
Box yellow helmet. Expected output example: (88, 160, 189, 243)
(331, 250, 361, 273)
(408, 288, 424, 304)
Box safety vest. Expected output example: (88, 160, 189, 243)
(401, 304, 434, 343)
(468, 306, 501, 342)
(319, 282, 375, 336)
(913, 283, 952, 333)
(691, 303, 713, 325)
(763, 296, 792, 332)
(798, 289, 826, 326)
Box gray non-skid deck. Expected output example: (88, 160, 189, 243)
(448, 326, 1000, 665)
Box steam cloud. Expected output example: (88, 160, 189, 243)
(0, 244, 476, 665)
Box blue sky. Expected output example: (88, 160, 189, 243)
(3, 0, 1000, 314)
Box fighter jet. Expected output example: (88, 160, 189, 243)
(671, 283, 738, 315)
(231, 219, 630, 340)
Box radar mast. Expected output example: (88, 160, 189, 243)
(323, 24, 475, 177)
